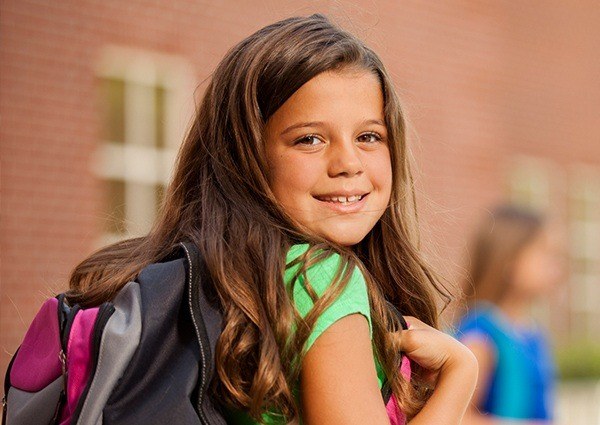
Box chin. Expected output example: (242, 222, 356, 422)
(320, 227, 369, 247)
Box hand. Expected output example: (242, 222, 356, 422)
(400, 317, 478, 424)
(400, 316, 477, 388)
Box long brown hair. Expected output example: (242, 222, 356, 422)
(462, 204, 545, 304)
(67, 14, 450, 422)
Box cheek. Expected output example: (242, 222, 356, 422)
(268, 153, 317, 204)
(369, 151, 393, 200)
(513, 251, 550, 293)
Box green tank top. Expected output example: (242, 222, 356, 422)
(224, 243, 386, 424)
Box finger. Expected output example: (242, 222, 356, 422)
(402, 316, 427, 330)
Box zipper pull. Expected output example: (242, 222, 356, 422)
(59, 349, 68, 388)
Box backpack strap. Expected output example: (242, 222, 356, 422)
(101, 242, 226, 425)
(179, 240, 227, 424)
(71, 282, 140, 424)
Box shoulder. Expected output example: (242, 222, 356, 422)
(455, 305, 499, 334)
(455, 306, 501, 349)
(285, 243, 367, 298)
(285, 243, 372, 351)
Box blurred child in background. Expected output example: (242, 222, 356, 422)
(456, 205, 565, 424)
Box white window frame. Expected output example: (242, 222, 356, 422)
(507, 155, 553, 211)
(567, 166, 600, 339)
(93, 46, 194, 246)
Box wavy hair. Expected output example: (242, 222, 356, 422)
(67, 14, 451, 422)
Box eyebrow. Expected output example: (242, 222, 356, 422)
(279, 119, 386, 136)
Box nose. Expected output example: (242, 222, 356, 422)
(327, 138, 364, 178)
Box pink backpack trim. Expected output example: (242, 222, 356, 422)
(385, 347, 412, 425)
(59, 307, 99, 424)
(10, 298, 62, 391)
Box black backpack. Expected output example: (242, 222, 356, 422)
(4, 241, 227, 425)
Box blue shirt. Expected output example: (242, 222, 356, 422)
(455, 304, 555, 420)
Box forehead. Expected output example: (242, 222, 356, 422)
(266, 69, 384, 128)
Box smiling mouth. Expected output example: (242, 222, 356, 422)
(313, 193, 369, 205)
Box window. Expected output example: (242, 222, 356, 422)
(567, 168, 600, 341)
(507, 156, 552, 211)
(508, 157, 600, 343)
(94, 46, 193, 245)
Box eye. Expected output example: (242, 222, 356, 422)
(357, 132, 383, 143)
(294, 134, 323, 146)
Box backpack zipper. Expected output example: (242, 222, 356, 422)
(181, 242, 209, 425)
(52, 301, 80, 423)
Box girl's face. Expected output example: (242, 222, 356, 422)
(510, 227, 566, 300)
(264, 69, 392, 246)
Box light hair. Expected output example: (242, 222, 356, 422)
(463, 204, 545, 304)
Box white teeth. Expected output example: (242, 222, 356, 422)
(318, 194, 365, 204)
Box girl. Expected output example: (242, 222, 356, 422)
(457, 205, 563, 424)
(68, 14, 477, 424)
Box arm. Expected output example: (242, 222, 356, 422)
(295, 251, 476, 424)
(300, 313, 481, 425)
(301, 313, 390, 425)
(461, 337, 498, 425)
(401, 316, 478, 425)
(295, 250, 387, 424)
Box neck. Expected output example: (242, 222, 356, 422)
(494, 293, 532, 327)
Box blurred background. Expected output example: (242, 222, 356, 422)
(1, 1, 599, 423)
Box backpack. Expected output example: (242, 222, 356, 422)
(3, 241, 227, 425)
(3, 241, 408, 424)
